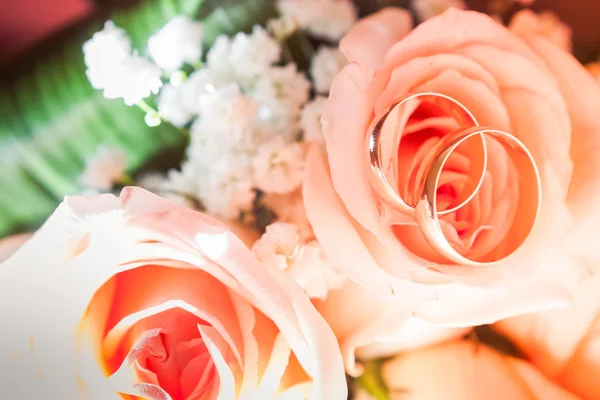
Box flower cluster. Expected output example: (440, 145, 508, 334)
(82, 1, 352, 297)
(6, 1, 600, 400)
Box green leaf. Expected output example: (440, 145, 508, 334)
(0, 0, 277, 237)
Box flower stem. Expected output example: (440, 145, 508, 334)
(137, 99, 156, 114)
(137, 99, 190, 140)
(356, 360, 390, 400)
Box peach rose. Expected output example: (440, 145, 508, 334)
(304, 8, 600, 370)
(495, 274, 600, 399)
(379, 340, 579, 399)
(0, 187, 346, 399)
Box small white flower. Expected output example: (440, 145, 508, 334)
(182, 68, 230, 109)
(291, 241, 345, 300)
(411, 0, 466, 21)
(103, 54, 163, 106)
(84, 21, 132, 93)
(84, 22, 163, 105)
(188, 123, 256, 167)
(148, 15, 204, 72)
(197, 157, 256, 218)
(254, 65, 311, 110)
(252, 65, 310, 139)
(157, 84, 192, 127)
(230, 26, 281, 82)
(207, 27, 282, 87)
(253, 222, 345, 299)
(79, 146, 127, 191)
(311, 46, 347, 94)
(198, 84, 257, 126)
(207, 35, 233, 76)
(300, 96, 328, 145)
(253, 222, 302, 270)
(252, 137, 305, 195)
(159, 68, 232, 127)
(277, 0, 357, 41)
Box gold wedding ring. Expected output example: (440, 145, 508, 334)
(366, 93, 542, 266)
(367, 93, 485, 216)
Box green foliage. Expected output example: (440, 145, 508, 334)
(0, 0, 277, 237)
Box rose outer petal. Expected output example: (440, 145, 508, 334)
(382, 341, 578, 400)
(341, 7, 413, 79)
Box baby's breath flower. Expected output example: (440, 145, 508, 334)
(230, 26, 281, 82)
(252, 137, 305, 195)
(311, 46, 348, 94)
(277, 0, 357, 41)
(197, 157, 256, 218)
(157, 84, 192, 127)
(301, 96, 328, 145)
(196, 83, 258, 133)
(84, 22, 163, 105)
(252, 65, 310, 139)
(159, 68, 231, 127)
(292, 241, 345, 300)
(84, 21, 131, 95)
(411, 0, 466, 21)
(253, 222, 345, 299)
(111, 55, 163, 106)
(253, 222, 302, 270)
(207, 35, 233, 76)
(257, 65, 311, 109)
(79, 146, 127, 191)
(207, 27, 281, 86)
(147, 15, 204, 72)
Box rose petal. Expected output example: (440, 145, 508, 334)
(526, 37, 600, 268)
(198, 324, 237, 400)
(380, 9, 550, 81)
(341, 7, 412, 79)
(495, 274, 600, 398)
(382, 341, 578, 400)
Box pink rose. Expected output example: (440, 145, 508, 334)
(380, 340, 581, 399)
(304, 8, 600, 370)
(495, 274, 600, 399)
(0, 187, 347, 399)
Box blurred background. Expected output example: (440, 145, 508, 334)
(3, 0, 600, 62)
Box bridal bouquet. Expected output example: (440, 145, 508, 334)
(1, 0, 600, 399)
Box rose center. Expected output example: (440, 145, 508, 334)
(391, 101, 518, 264)
(133, 309, 216, 400)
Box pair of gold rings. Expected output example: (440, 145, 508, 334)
(367, 93, 541, 266)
